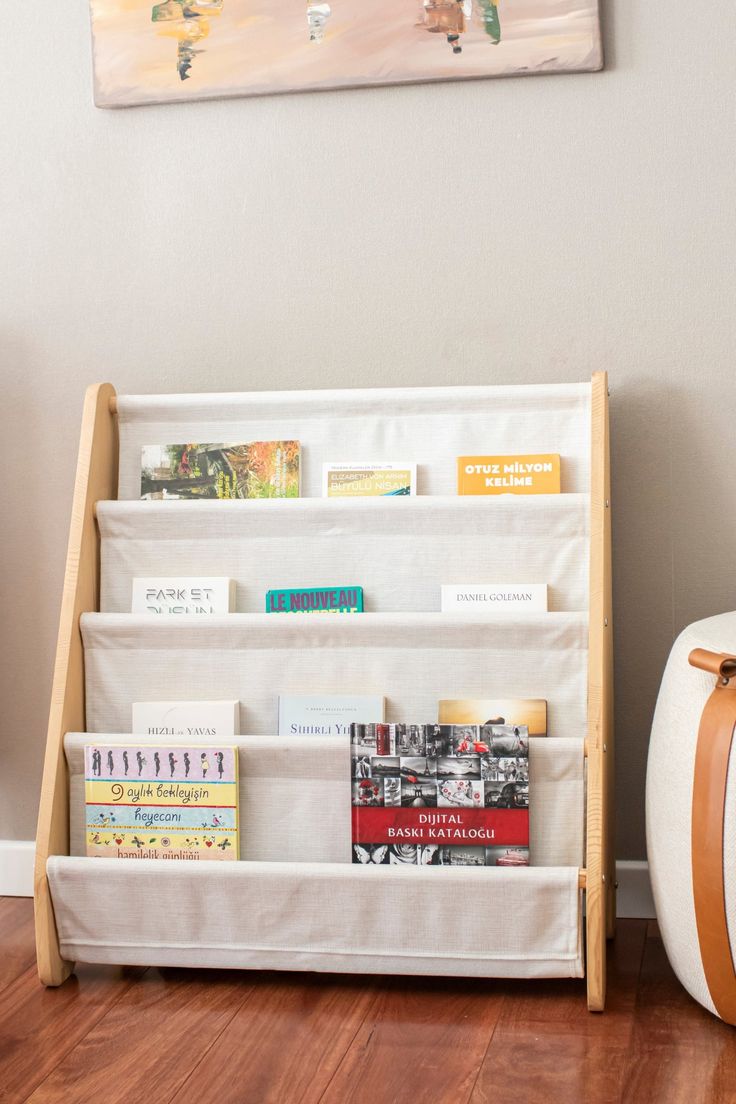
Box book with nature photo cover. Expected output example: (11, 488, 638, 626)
(457, 454, 561, 496)
(350, 723, 529, 867)
(438, 698, 548, 737)
(140, 442, 300, 499)
(84, 743, 239, 860)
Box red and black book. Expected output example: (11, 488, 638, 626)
(350, 723, 529, 867)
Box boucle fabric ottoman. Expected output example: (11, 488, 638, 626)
(647, 612, 736, 1024)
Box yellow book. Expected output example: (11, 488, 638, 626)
(438, 698, 548, 737)
(457, 454, 561, 495)
(323, 462, 416, 497)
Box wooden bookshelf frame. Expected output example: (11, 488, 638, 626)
(34, 383, 118, 987)
(34, 373, 614, 1008)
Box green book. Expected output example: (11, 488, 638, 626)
(266, 587, 363, 613)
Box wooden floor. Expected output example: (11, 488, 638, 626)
(2, 901, 736, 1104)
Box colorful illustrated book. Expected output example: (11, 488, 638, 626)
(140, 441, 300, 499)
(438, 698, 547, 738)
(322, 462, 416, 497)
(132, 701, 240, 737)
(266, 586, 363, 613)
(132, 577, 236, 614)
(279, 694, 385, 737)
(84, 743, 239, 860)
(441, 583, 548, 615)
(350, 723, 529, 866)
(457, 454, 561, 495)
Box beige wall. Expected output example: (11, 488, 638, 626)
(1, 2, 734, 855)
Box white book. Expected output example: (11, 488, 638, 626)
(132, 700, 240, 738)
(441, 583, 548, 615)
(132, 577, 236, 614)
(322, 462, 417, 497)
(278, 694, 385, 737)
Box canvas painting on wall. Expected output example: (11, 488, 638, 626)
(89, 0, 602, 108)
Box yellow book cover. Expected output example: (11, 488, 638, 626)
(323, 462, 416, 497)
(85, 743, 239, 860)
(457, 454, 561, 495)
(438, 699, 548, 737)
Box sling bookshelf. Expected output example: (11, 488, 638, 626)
(34, 373, 614, 1010)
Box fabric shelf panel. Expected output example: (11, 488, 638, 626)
(65, 733, 584, 867)
(47, 856, 584, 979)
(97, 494, 590, 614)
(116, 383, 592, 499)
(81, 611, 589, 742)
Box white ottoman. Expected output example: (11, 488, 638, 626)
(646, 612, 736, 1023)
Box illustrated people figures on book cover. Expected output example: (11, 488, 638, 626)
(84, 744, 239, 860)
(350, 724, 529, 867)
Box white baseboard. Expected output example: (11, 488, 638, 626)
(615, 860, 655, 919)
(0, 840, 35, 897)
(0, 843, 657, 916)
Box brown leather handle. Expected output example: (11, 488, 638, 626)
(689, 648, 736, 680)
(690, 648, 736, 1023)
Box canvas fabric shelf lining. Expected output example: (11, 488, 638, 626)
(116, 383, 592, 499)
(47, 856, 584, 979)
(97, 494, 590, 614)
(65, 732, 584, 867)
(81, 612, 589, 741)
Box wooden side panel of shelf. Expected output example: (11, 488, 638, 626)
(34, 383, 118, 986)
(585, 370, 615, 1012)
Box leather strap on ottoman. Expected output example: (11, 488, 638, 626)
(689, 648, 736, 1024)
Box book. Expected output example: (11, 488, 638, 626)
(457, 454, 561, 495)
(322, 462, 416, 497)
(441, 583, 548, 615)
(438, 698, 547, 737)
(132, 577, 236, 614)
(266, 586, 363, 613)
(132, 700, 240, 737)
(350, 723, 529, 866)
(278, 694, 385, 737)
(140, 441, 300, 499)
(84, 743, 239, 860)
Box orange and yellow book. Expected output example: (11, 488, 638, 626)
(457, 454, 560, 495)
(438, 698, 548, 738)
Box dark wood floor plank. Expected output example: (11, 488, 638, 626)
(0, 898, 36, 993)
(4, 913, 736, 1104)
(621, 924, 736, 1104)
(25, 967, 253, 1104)
(319, 975, 505, 1104)
(172, 974, 376, 1104)
(468, 921, 649, 1104)
(496, 918, 648, 1035)
(0, 961, 145, 1104)
(472, 1023, 631, 1104)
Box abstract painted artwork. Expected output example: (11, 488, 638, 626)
(89, 0, 602, 108)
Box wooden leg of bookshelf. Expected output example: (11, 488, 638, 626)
(35, 874, 74, 987)
(606, 727, 617, 941)
(586, 371, 613, 1011)
(607, 882, 617, 940)
(34, 382, 118, 987)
